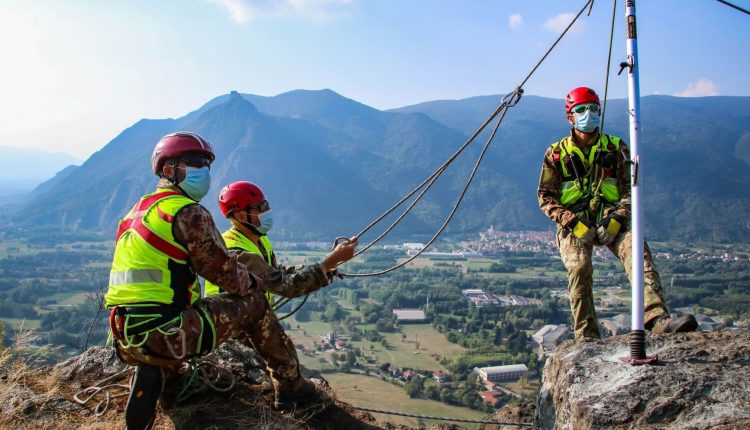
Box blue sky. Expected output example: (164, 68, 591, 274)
(1, 0, 748, 159)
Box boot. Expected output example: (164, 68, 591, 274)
(274, 378, 327, 412)
(648, 314, 698, 334)
(125, 364, 165, 430)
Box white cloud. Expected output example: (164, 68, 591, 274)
(674, 78, 719, 97)
(209, 0, 254, 23)
(543, 12, 585, 34)
(508, 13, 524, 31)
(208, 0, 355, 23)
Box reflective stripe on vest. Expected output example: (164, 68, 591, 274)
(105, 190, 199, 308)
(550, 134, 622, 208)
(204, 228, 274, 303)
(109, 269, 163, 286)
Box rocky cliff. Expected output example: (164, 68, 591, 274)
(537, 329, 750, 429)
(0, 342, 396, 430)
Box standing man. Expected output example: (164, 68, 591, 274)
(537, 87, 697, 339)
(204, 181, 346, 303)
(105, 132, 357, 429)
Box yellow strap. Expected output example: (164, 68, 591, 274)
(572, 221, 589, 238)
(607, 218, 622, 235)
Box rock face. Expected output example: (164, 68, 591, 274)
(0, 342, 451, 429)
(536, 330, 750, 429)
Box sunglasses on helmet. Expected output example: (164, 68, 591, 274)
(181, 154, 212, 168)
(571, 103, 601, 114)
(249, 200, 270, 213)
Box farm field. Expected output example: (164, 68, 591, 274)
(324, 372, 487, 429)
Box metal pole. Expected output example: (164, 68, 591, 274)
(625, 0, 647, 360)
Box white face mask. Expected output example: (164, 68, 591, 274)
(179, 166, 211, 201)
(256, 210, 273, 235)
(573, 109, 601, 133)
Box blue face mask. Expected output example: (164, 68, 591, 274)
(256, 210, 274, 235)
(573, 110, 600, 133)
(179, 166, 211, 202)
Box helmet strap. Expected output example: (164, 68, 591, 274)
(158, 159, 180, 185)
(240, 209, 265, 237)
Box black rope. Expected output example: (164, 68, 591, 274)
(599, 0, 617, 135)
(354, 406, 533, 426)
(338, 0, 596, 277)
(715, 0, 750, 16)
(518, 0, 595, 89)
(277, 294, 309, 321)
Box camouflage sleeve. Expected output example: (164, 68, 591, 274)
(537, 146, 576, 227)
(173, 204, 253, 296)
(235, 251, 330, 298)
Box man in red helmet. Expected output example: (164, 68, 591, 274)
(105, 132, 358, 429)
(537, 88, 697, 339)
(204, 181, 348, 303)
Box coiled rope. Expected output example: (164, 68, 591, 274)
(73, 368, 133, 416)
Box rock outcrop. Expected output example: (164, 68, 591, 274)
(0, 341, 399, 429)
(537, 329, 750, 429)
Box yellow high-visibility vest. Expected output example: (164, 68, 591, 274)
(105, 189, 200, 309)
(205, 228, 275, 304)
(550, 134, 622, 211)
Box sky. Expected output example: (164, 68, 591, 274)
(1, 0, 748, 159)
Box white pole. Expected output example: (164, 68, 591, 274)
(625, 1, 645, 337)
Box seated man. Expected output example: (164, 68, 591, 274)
(105, 132, 357, 430)
(205, 181, 343, 305)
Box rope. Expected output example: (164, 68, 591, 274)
(339, 0, 596, 277)
(715, 0, 750, 16)
(277, 293, 309, 321)
(354, 406, 533, 426)
(73, 368, 133, 416)
(175, 357, 238, 403)
(342, 101, 512, 277)
(599, 0, 618, 136)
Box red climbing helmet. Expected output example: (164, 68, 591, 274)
(151, 132, 215, 174)
(218, 181, 268, 217)
(565, 87, 600, 113)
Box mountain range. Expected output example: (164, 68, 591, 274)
(7, 89, 750, 243)
(0, 146, 80, 197)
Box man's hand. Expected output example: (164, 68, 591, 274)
(567, 217, 595, 246)
(596, 215, 625, 245)
(323, 236, 359, 273)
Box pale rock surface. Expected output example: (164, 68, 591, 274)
(536, 330, 750, 429)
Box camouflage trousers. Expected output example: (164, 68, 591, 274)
(557, 227, 669, 339)
(117, 288, 300, 390)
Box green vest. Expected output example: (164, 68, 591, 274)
(204, 228, 275, 304)
(550, 134, 622, 219)
(105, 190, 200, 309)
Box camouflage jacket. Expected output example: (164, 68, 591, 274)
(167, 186, 256, 296)
(537, 131, 632, 228)
(232, 250, 332, 298)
